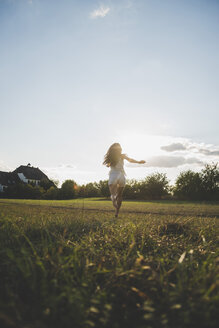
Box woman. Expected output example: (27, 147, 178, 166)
(103, 143, 146, 217)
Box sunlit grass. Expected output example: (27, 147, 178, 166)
(1, 198, 219, 216)
(0, 201, 218, 328)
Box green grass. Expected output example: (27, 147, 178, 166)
(1, 197, 219, 216)
(0, 199, 218, 328)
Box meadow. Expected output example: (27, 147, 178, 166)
(0, 198, 218, 328)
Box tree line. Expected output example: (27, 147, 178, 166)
(1, 163, 218, 201)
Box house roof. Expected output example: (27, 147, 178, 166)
(0, 172, 10, 185)
(13, 165, 48, 180)
(0, 171, 20, 186)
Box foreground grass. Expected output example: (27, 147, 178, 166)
(0, 201, 218, 328)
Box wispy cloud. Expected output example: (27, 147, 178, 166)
(161, 141, 219, 157)
(141, 156, 203, 168)
(161, 143, 187, 152)
(90, 5, 110, 19)
(197, 148, 219, 156)
(127, 154, 203, 169)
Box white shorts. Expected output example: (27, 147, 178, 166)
(108, 171, 126, 187)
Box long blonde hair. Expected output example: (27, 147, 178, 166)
(103, 143, 122, 167)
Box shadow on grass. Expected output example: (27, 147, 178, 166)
(158, 222, 192, 236)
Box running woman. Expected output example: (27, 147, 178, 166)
(103, 143, 146, 217)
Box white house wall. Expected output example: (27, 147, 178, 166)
(28, 179, 40, 185)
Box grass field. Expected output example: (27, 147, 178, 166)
(0, 198, 218, 328)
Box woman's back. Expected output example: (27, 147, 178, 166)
(110, 156, 125, 174)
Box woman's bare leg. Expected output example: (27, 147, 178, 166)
(109, 184, 118, 209)
(115, 186, 124, 217)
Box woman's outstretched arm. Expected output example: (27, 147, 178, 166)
(122, 154, 146, 164)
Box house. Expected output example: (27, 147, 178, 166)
(13, 165, 49, 186)
(0, 164, 52, 192)
(0, 171, 20, 192)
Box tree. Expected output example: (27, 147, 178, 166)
(77, 185, 86, 198)
(4, 183, 45, 199)
(60, 180, 77, 199)
(201, 163, 219, 200)
(97, 180, 110, 197)
(83, 182, 100, 197)
(123, 179, 140, 199)
(40, 178, 56, 191)
(174, 163, 219, 201)
(139, 173, 170, 200)
(44, 186, 59, 200)
(174, 170, 203, 201)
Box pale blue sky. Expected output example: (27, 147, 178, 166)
(1, 0, 219, 184)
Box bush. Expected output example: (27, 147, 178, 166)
(123, 179, 140, 199)
(138, 173, 170, 200)
(60, 180, 77, 199)
(174, 163, 219, 201)
(43, 186, 59, 200)
(201, 163, 219, 200)
(174, 170, 203, 201)
(39, 178, 56, 191)
(97, 180, 110, 197)
(78, 182, 100, 198)
(4, 183, 45, 199)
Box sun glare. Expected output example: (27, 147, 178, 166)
(118, 133, 173, 159)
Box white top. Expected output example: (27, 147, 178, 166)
(109, 157, 126, 175)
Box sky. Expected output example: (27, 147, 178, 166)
(0, 0, 219, 185)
